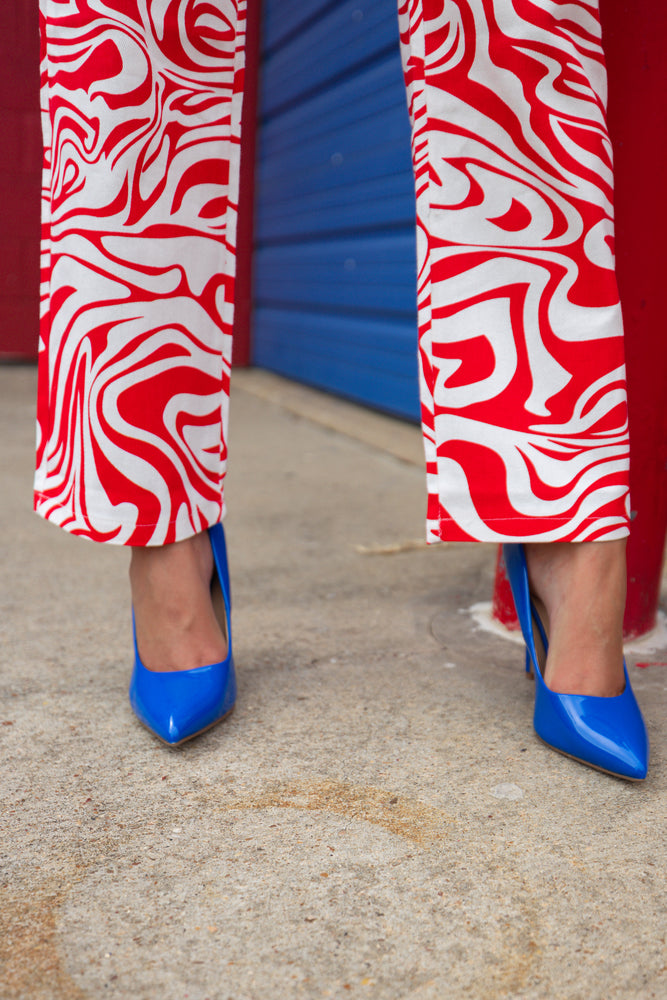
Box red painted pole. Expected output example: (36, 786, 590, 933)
(491, 549, 520, 632)
(232, 0, 261, 368)
(602, 0, 667, 638)
(0, 0, 41, 359)
(493, 1, 667, 639)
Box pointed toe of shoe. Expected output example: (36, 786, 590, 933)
(129, 656, 236, 746)
(534, 669, 649, 781)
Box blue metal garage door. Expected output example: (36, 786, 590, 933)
(252, 0, 419, 421)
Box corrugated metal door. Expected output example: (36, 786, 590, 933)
(252, 0, 419, 421)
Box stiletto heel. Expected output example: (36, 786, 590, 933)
(524, 650, 534, 680)
(503, 543, 649, 781)
(128, 523, 236, 746)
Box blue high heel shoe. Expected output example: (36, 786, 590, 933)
(503, 543, 649, 781)
(129, 523, 236, 746)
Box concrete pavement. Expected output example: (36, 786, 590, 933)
(1, 365, 666, 1000)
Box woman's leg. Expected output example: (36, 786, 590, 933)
(399, 1, 630, 695)
(37, 1, 246, 673)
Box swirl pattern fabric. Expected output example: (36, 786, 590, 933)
(36, 1, 630, 548)
(35, 0, 246, 545)
(399, 0, 631, 542)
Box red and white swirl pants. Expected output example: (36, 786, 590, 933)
(35, 1, 630, 546)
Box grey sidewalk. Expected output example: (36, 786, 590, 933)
(1, 365, 666, 1000)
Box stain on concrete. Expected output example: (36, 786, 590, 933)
(0, 884, 88, 1000)
(217, 778, 455, 846)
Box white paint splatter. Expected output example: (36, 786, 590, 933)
(491, 783, 524, 801)
(469, 601, 667, 655)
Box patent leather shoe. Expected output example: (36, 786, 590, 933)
(129, 523, 236, 746)
(503, 543, 649, 781)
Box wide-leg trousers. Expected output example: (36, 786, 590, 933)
(35, 0, 631, 546)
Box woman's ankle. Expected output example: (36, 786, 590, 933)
(130, 532, 227, 672)
(523, 539, 627, 696)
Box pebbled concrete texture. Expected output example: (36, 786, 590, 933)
(1, 364, 667, 1000)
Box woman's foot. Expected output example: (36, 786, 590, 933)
(130, 533, 227, 672)
(523, 540, 627, 697)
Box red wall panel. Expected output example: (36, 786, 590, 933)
(601, 0, 667, 637)
(0, 0, 41, 359)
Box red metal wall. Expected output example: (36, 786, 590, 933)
(601, 0, 667, 637)
(232, 0, 260, 367)
(0, 1, 41, 360)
